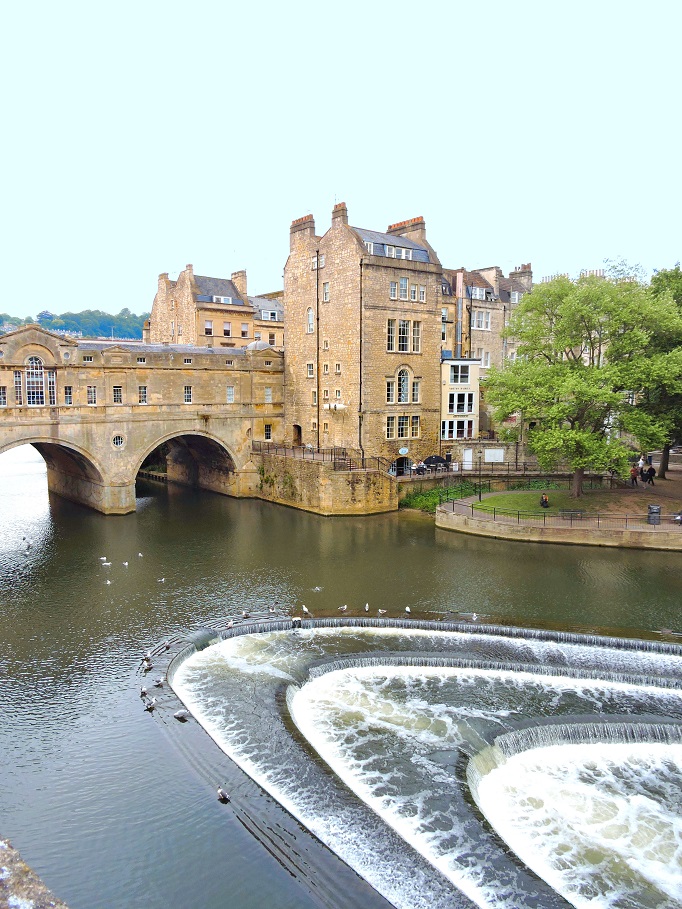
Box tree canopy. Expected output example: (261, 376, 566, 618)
(1, 309, 149, 339)
(485, 273, 682, 496)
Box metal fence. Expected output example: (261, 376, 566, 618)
(251, 441, 392, 473)
(439, 499, 682, 531)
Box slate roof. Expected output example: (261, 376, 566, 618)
(249, 296, 284, 321)
(351, 227, 431, 263)
(78, 341, 248, 356)
(194, 275, 244, 302)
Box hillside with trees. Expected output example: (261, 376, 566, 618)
(0, 308, 149, 339)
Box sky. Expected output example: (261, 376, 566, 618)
(1, 0, 680, 319)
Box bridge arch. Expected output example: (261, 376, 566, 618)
(135, 430, 242, 499)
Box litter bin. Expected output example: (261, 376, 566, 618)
(647, 504, 661, 525)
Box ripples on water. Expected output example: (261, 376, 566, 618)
(3, 444, 682, 909)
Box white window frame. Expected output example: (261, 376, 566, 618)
(184, 385, 192, 404)
(226, 385, 235, 403)
(412, 380, 420, 403)
(241, 323, 249, 338)
(138, 385, 148, 404)
(64, 385, 73, 405)
(264, 423, 272, 440)
(399, 277, 408, 301)
(410, 284, 417, 301)
(386, 415, 396, 439)
(386, 380, 395, 404)
(306, 363, 314, 378)
(419, 285, 426, 302)
(322, 282, 330, 302)
(87, 385, 97, 405)
(412, 321, 421, 353)
(223, 322, 232, 337)
(471, 286, 486, 301)
(0, 386, 6, 406)
(398, 320, 409, 353)
(204, 320, 213, 336)
(411, 415, 420, 438)
(450, 364, 470, 384)
(397, 369, 409, 404)
(264, 386, 272, 403)
(397, 415, 409, 438)
(389, 281, 398, 300)
(387, 319, 396, 352)
(113, 385, 123, 404)
(306, 308, 314, 333)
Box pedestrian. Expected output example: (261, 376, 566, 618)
(638, 455, 646, 470)
(629, 465, 639, 487)
(640, 464, 647, 483)
(646, 465, 656, 486)
(540, 493, 549, 508)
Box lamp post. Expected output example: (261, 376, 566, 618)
(478, 453, 483, 501)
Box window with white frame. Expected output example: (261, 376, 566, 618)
(311, 254, 325, 269)
(387, 319, 396, 351)
(226, 385, 235, 403)
(26, 357, 45, 406)
(364, 241, 374, 254)
(184, 385, 192, 404)
(398, 320, 410, 352)
(311, 390, 317, 404)
(411, 415, 420, 437)
(47, 370, 56, 406)
(223, 322, 232, 337)
(137, 356, 146, 364)
(412, 321, 421, 353)
(449, 364, 470, 383)
(397, 415, 409, 438)
(386, 415, 395, 439)
(262, 310, 278, 320)
(311, 420, 317, 431)
(184, 357, 192, 364)
(412, 380, 420, 403)
(510, 291, 522, 304)
(323, 339, 329, 350)
(335, 388, 341, 399)
(268, 332, 276, 345)
(87, 385, 97, 405)
(265, 360, 272, 366)
(397, 369, 409, 403)
(306, 363, 314, 378)
(83, 355, 93, 363)
(225, 359, 234, 366)
(306, 308, 314, 333)
(334, 362, 341, 374)
(441, 419, 474, 439)
(390, 281, 398, 300)
(399, 277, 408, 300)
(410, 284, 417, 301)
(476, 348, 491, 368)
(322, 282, 330, 302)
(473, 310, 491, 330)
(113, 385, 123, 404)
(386, 245, 395, 258)
(64, 385, 73, 405)
(0, 386, 6, 406)
(255, 332, 261, 342)
(323, 421, 329, 432)
(419, 285, 426, 302)
(448, 392, 475, 414)
(386, 380, 395, 403)
(471, 286, 486, 300)
(138, 385, 148, 404)
(264, 386, 272, 403)
(204, 320, 213, 336)
(323, 388, 329, 400)
(14, 371, 22, 405)
(264, 423, 272, 440)
(241, 323, 249, 338)
(323, 363, 329, 375)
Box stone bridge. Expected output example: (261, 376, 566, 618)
(0, 326, 284, 513)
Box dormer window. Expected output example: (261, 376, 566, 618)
(364, 241, 374, 254)
(213, 295, 233, 305)
(471, 286, 486, 301)
(262, 310, 278, 321)
(510, 291, 522, 304)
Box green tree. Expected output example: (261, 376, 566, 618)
(486, 274, 682, 497)
(640, 264, 682, 478)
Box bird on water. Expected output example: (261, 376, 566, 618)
(217, 787, 230, 803)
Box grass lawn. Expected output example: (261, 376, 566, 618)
(473, 489, 623, 515)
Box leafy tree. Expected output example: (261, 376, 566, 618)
(485, 274, 682, 497)
(640, 264, 682, 478)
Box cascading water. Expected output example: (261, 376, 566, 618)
(170, 620, 682, 909)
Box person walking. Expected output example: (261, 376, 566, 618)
(646, 465, 656, 486)
(629, 465, 639, 487)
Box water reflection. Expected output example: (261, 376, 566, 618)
(2, 443, 682, 909)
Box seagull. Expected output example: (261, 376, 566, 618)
(102, 562, 111, 567)
(364, 603, 369, 612)
(338, 605, 347, 612)
(217, 787, 230, 803)
(163, 642, 170, 650)
(405, 606, 411, 614)
(142, 658, 153, 671)
(144, 697, 157, 712)
(302, 605, 310, 615)
(153, 678, 164, 688)
(242, 610, 250, 619)
(312, 586, 322, 592)
(140, 686, 148, 698)
(174, 709, 190, 721)
(471, 613, 478, 621)
(143, 650, 152, 660)
(122, 561, 128, 567)
(138, 552, 143, 558)
(226, 620, 234, 629)
(157, 577, 165, 583)
(106, 579, 111, 585)
(99, 556, 107, 561)
(378, 609, 387, 616)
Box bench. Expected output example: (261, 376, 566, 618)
(559, 510, 585, 520)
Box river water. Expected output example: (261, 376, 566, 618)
(2, 445, 682, 909)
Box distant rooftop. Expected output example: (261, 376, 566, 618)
(352, 227, 431, 263)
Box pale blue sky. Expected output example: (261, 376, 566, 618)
(2, 0, 679, 318)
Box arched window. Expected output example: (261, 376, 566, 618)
(306, 307, 314, 334)
(26, 356, 45, 406)
(397, 368, 409, 403)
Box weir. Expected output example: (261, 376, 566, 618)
(165, 618, 682, 909)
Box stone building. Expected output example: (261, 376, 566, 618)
(467, 263, 532, 373)
(147, 264, 284, 351)
(283, 204, 444, 463)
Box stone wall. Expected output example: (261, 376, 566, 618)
(253, 453, 397, 515)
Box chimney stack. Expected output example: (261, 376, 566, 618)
(331, 202, 348, 226)
(290, 214, 316, 250)
(231, 270, 247, 299)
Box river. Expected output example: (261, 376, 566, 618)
(1, 445, 681, 909)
